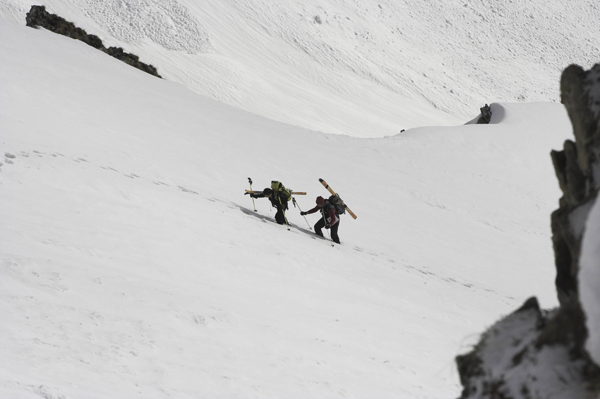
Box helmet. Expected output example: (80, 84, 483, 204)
(263, 188, 273, 195)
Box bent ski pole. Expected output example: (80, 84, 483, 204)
(293, 197, 311, 230)
(248, 177, 257, 212)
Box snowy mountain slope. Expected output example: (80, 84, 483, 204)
(1, 17, 572, 399)
(2, 0, 599, 138)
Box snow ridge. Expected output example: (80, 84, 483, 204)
(3, 0, 600, 137)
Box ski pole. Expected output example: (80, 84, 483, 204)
(248, 177, 257, 212)
(293, 197, 312, 230)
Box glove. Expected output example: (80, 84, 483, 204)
(244, 192, 250, 195)
(325, 223, 330, 229)
(300, 211, 307, 216)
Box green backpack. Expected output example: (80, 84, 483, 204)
(271, 181, 292, 202)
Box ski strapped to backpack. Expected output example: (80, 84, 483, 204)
(319, 178, 357, 219)
(244, 180, 305, 196)
(245, 190, 306, 195)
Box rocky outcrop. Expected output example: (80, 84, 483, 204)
(456, 64, 600, 398)
(476, 104, 492, 124)
(25, 5, 161, 78)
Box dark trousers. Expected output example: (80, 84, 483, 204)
(270, 197, 288, 225)
(315, 218, 340, 243)
(275, 207, 286, 225)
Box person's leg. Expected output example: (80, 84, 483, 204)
(275, 207, 286, 224)
(330, 220, 340, 244)
(314, 218, 325, 237)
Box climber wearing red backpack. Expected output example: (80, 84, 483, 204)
(301, 196, 340, 244)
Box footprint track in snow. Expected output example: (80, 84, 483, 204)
(10, 149, 211, 200)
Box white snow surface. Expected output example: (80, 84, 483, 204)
(0, 10, 582, 399)
(2, 0, 600, 137)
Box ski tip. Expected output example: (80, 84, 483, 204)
(318, 178, 324, 182)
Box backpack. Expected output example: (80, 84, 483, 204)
(271, 181, 292, 202)
(328, 194, 346, 215)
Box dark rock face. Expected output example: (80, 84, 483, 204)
(25, 5, 104, 50)
(553, 64, 600, 305)
(476, 104, 492, 124)
(104, 46, 161, 78)
(25, 5, 161, 79)
(456, 64, 600, 398)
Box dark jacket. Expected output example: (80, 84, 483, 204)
(306, 201, 338, 226)
(251, 192, 289, 210)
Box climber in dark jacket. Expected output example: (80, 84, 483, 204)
(248, 187, 289, 225)
(301, 196, 340, 243)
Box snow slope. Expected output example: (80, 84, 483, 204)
(0, 15, 573, 399)
(2, 0, 599, 137)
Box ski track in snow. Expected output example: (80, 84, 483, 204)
(237, 203, 516, 306)
(4, 149, 515, 310)
(3, 149, 203, 199)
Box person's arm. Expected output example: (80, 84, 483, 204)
(301, 205, 320, 215)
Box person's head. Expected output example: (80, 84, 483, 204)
(263, 188, 273, 197)
(316, 196, 325, 206)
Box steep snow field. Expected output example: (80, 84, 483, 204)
(2, 0, 599, 137)
(0, 17, 574, 398)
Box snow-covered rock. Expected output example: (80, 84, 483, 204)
(457, 298, 594, 398)
(457, 63, 600, 399)
(25, 5, 161, 78)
